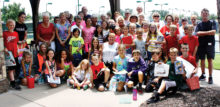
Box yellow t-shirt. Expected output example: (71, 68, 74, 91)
(69, 36, 84, 55)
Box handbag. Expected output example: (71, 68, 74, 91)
(186, 76, 200, 91)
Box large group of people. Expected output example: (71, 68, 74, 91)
(3, 6, 217, 103)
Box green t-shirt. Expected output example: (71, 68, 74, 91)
(69, 36, 84, 55)
(167, 61, 185, 88)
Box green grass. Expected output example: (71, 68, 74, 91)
(205, 54, 220, 70)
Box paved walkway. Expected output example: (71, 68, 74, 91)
(0, 69, 220, 107)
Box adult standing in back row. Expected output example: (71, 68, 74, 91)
(196, 8, 216, 84)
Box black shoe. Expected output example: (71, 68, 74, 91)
(11, 83, 21, 90)
(147, 92, 160, 104)
(199, 74, 206, 81)
(208, 77, 213, 84)
(137, 86, 143, 94)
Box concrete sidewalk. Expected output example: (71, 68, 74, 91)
(0, 69, 220, 107)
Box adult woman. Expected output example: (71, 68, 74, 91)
(152, 12, 165, 30)
(55, 12, 71, 52)
(102, 33, 118, 72)
(37, 12, 56, 51)
(160, 14, 179, 37)
(14, 12, 27, 46)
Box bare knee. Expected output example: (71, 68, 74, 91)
(127, 81, 133, 88)
(98, 85, 104, 92)
(22, 78, 27, 86)
(50, 83, 57, 88)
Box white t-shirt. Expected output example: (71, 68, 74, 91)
(74, 69, 90, 81)
(71, 25, 83, 37)
(102, 42, 118, 63)
(179, 26, 185, 40)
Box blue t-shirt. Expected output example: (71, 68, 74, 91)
(56, 23, 70, 41)
(113, 55, 129, 71)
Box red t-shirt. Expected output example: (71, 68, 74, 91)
(91, 62, 105, 80)
(160, 25, 180, 37)
(3, 31, 19, 57)
(181, 55, 197, 67)
(37, 23, 55, 41)
(179, 35, 199, 56)
(165, 35, 179, 53)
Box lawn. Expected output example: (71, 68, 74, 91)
(205, 54, 220, 70)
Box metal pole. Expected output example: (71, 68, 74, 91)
(78, 0, 79, 13)
(46, 3, 47, 12)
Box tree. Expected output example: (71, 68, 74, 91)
(1, 3, 25, 22)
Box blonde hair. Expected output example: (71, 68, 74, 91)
(22, 51, 32, 58)
(132, 49, 141, 55)
(191, 15, 197, 19)
(6, 19, 15, 26)
(75, 59, 91, 77)
(116, 16, 124, 23)
(169, 47, 178, 53)
(170, 24, 177, 29)
(117, 44, 126, 50)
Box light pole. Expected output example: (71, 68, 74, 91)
(99, 6, 105, 15)
(136, 0, 152, 14)
(2, 0, 9, 8)
(154, 3, 168, 12)
(46, 2, 52, 12)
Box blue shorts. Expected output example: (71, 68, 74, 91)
(19, 64, 30, 79)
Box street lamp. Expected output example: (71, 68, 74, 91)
(154, 3, 168, 11)
(136, 0, 152, 14)
(46, 2, 52, 12)
(99, 6, 105, 15)
(2, 0, 9, 8)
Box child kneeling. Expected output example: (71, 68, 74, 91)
(69, 59, 91, 90)
(91, 54, 110, 92)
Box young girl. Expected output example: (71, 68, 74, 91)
(88, 37, 102, 62)
(56, 49, 74, 79)
(142, 21, 149, 41)
(34, 43, 48, 81)
(120, 26, 133, 57)
(94, 25, 104, 46)
(19, 51, 32, 86)
(82, 17, 96, 58)
(128, 23, 137, 40)
(115, 26, 121, 44)
(3, 19, 21, 90)
(110, 44, 129, 92)
(69, 59, 92, 90)
(69, 28, 84, 67)
(101, 21, 109, 42)
(45, 49, 59, 88)
(146, 23, 165, 60)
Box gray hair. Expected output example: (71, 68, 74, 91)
(42, 12, 50, 18)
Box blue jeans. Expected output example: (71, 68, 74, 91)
(72, 53, 82, 67)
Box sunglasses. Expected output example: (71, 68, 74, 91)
(154, 16, 159, 17)
(152, 52, 160, 55)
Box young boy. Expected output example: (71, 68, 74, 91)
(134, 28, 147, 59)
(69, 28, 84, 67)
(179, 25, 199, 57)
(127, 50, 147, 93)
(180, 43, 198, 76)
(3, 19, 21, 90)
(147, 48, 186, 103)
(91, 53, 110, 91)
(165, 25, 179, 56)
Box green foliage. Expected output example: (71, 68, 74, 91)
(26, 13, 32, 21)
(210, 14, 217, 20)
(1, 3, 25, 22)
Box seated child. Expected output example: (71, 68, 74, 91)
(19, 51, 32, 86)
(91, 53, 110, 92)
(145, 48, 164, 92)
(69, 59, 91, 90)
(147, 48, 186, 104)
(127, 50, 147, 93)
(110, 44, 129, 92)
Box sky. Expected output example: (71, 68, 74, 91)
(0, 0, 218, 17)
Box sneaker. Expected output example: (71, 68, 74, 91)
(208, 77, 213, 84)
(147, 92, 160, 104)
(11, 83, 21, 90)
(199, 74, 206, 81)
(83, 85, 89, 90)
(137, 86, 143, 94)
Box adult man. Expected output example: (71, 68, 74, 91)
(195, 8, 216, 84)
(136, 6, 143, 15)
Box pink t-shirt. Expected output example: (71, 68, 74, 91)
(115, 35, 121, 44)
(71, 20, 86, 28)
(82, 26, 95, 52)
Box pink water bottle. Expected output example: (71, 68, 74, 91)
(133, 86, 137, 101)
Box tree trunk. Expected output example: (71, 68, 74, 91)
(29, 0, 40, 43)
(217, 0, 220, 51)
(109, 0, 120, 20)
